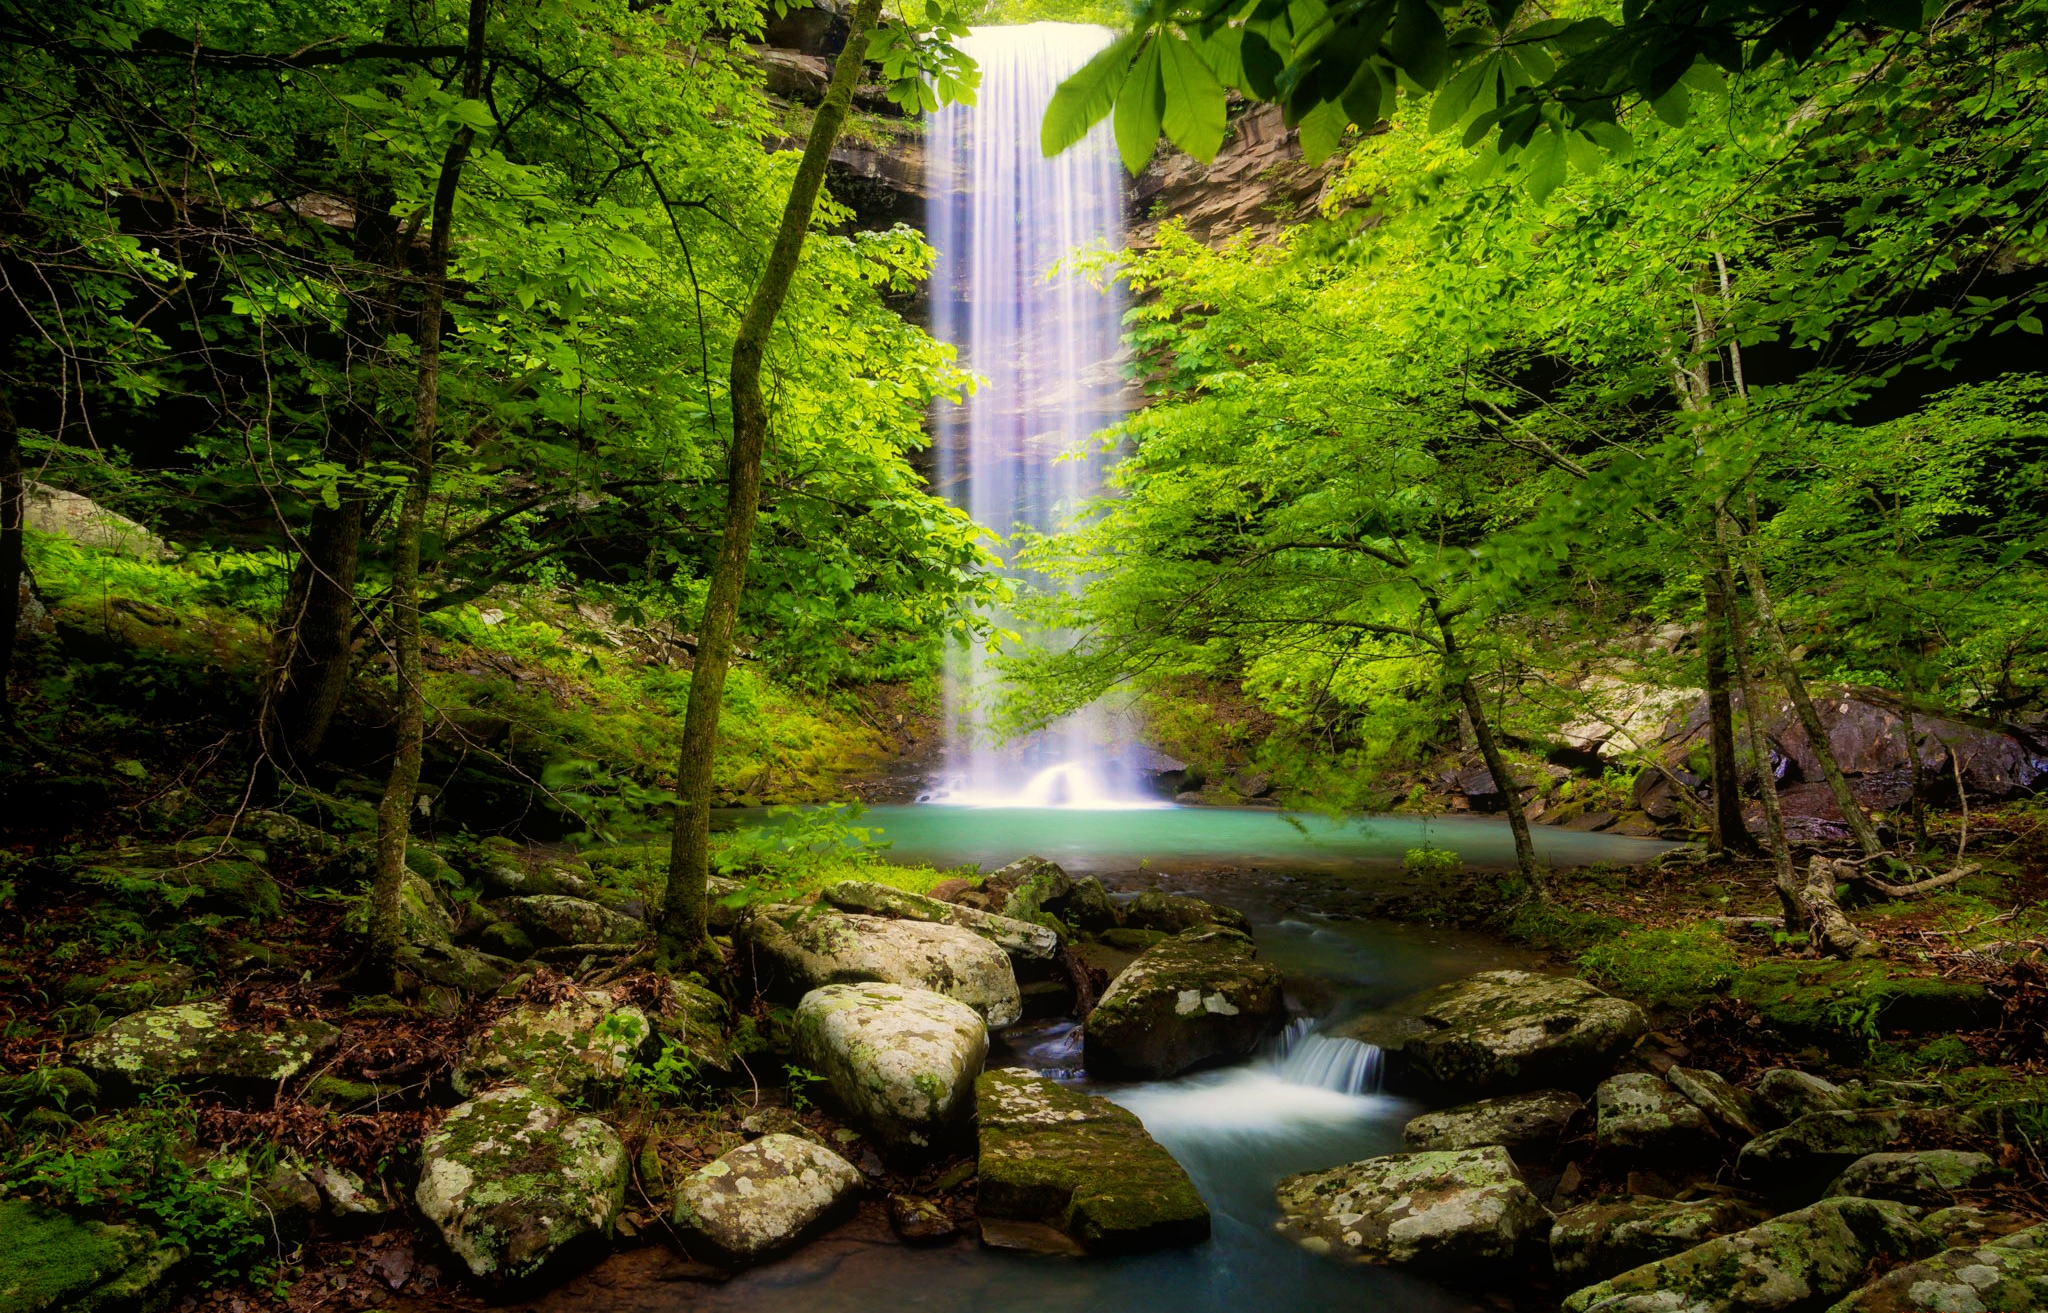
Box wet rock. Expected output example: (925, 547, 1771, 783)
(1754, 1069, 1854, 1124)
(794, 983, 986, 1151)
(670, 1133, 862, 1264)
(1560, 1196, 1938, 1313)
(990, 856, 1073, 927)
(416, 1086, 628, 1286)
(1736, 1110, 1908, 1195)
(1826, 1150, 2002, 1206)
(1366, 970, 1649, 1098)
(1595, 1073, 1714, 1156)
(0, 1197, 184, 1313)
(888, 1193, 956, 1244)
(1551, 1196, 1772, 1283)
(70, 1001, 340, 1102)
(820, 880, 1061, 961)
(1825, 1222, 2048, 1311)
(1061, 877, 1122, 933)
(1082, 926, 1283, 1080)
(739, 907, 1022, 1027)
(975, 1070, 1209, 1254)
(1122, 891, 1251, 937)
(452, 990, 653, 1105)
(1668, 1066, 1765, 1139)
(1274, 1145, 1550, 1272)
(1402, 1089, 1584, 1160)
(504, 895, 642, 947)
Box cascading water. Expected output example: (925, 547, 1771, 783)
(1271, 1017, 1385, 1096)
(925, 24, 1159, 809)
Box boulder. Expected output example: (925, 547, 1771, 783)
(416, 1086, 628, 1286)
(1062, 877, 1122, 932)
(988, 856, 1073, 926)
(662, 976, 736, 1075)
(670, 1133, 862, 1264)
(975, 1069, 1209, 1254)
(24, 483, 167, 558)
(1827, 1150, 2002, 1206)
(1926, 1207, 2039, 1248)
(1561, 1196, 1939, 1313)
(1274, 1145, 1550, 1272)
(1552, 1197, 1772, 1283)
(70, 1001, 340, 1102)
(1595, 1073, 1715, 1156)
(1364, 970, 1648, 1098)
(1402, 1089, 1584, 1160)
(0, 1198, 184, 1313)
(1736, 1110, 1906, 1195)
(77, 840, 282, 921)
(452, 990, 652, 1105)
(1668, 1066, 1765, 1139)
(1826, 1224, 2048, 1312)
(503, 895, 642, 947)
(1082, 926, 1283, 1080)
(1122, 890, 1250, 937)
(397, 941, 519, 994)
(794, 983, 986, 1151)
(820, 880, 1060, 961)
(739, 907, 1022, 1027)
(1754, 1069, 1854, 1124)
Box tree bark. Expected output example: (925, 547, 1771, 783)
(1898, 694, 1929, 851)
(365, 0, 488, 984)
(266, 491, 365, 767)
(1796, 857, 1878, 958)
(654, 0, 885, 965)
(0, 383, 22, 710)
(1721, 538, 1799, 924)
(1702, 562, 1752, 854)
(1423, 593, 1545, 897)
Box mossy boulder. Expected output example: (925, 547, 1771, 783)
(1827, 1223, 2048, 1311)
(1402, 1088, 1583, 1161)
(69, 1001, 340, 1102)
(1122, 890, 1250, 937)
(739, 907, 1022, 1027)
(1827, 1150, 2003, 1207)
(1737, 1110, 1925, 1196)
(988, 856, 1073, 929)
(1596, 1072, 1715, 1157)
(1082, 926, 1283, 1080)
(58, 962, 195, 1018)
(416, 1085, 627, 1287)
(203, 809, 340, 877)
(1733, 962, 1994, 1052)
(1274, 1145, 1550, 1273)
(1669, 1066, 1765, 1139)
(794, 983, 986, 1151)
(1552, 1197, 1772, 1283)
(452, 990, 653, 1105)
(400, 872, 458, 944)
(503, 895, 641, 948)
(77, 839, 282, 920)
(975, 1069, 1209, 1254)
(1061, 876, 1121, 933)
(398, 940, 519, 994)
(821, 880, 1061, 962)
(1561, 1197, 1940, 1313)
(662, 976, 736, 1076)
(0, 1198, 184, 1313)
(1363, 970, 1649, 1098)
(670, 1133, 862, 1264)
(1753, 1068, 1855, 1124)
(1095, 927, 1169, 954)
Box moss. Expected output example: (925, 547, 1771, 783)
(1731, 960, 1994, 1051)
(0, 1199, 167, 1313)
(1579, 925, 1739, 1010)
(1095, 927, 1168, 953)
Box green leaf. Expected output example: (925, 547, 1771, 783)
(1043, 31, 1142, 157)
(1388, 0, 1449, 88)
(1428, 53, 1492, 133)
(1296, 96, 1348, 164)
(1196, 24, 1247, 89)
(1522, 124, 1565, 202)
(1160, 32, 1229, 161)
(1649, 81, 1690, 128)
(1340, 63, 1386, 129)
(2020, 315, 2044, 335)
(448, 98, 495, 130)
(1239, 28, 1285, 98)
(1113, 37, 1167, 173)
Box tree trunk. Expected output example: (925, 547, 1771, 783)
(1898, 694, 1929, 852)
(0, 383, 21, 710)
(654, 0, 886, 965)
(266, 492, 365, 768)
(1795, 857, 1877, 958)
(1702, 562, 1752, 854)
(365, 0, 488, 984)
(1721, 540, 1799, 924)
(1423, 593, 1545, 897)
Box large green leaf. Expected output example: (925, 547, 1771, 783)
(1388, 0, 1448, 88)
(1296, 96, 1348, 164)
(1160, 32, 1229, 161)
(1042, 31, 1142, 157)
(1114, 37, 1167, 174)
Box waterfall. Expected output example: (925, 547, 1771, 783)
(925, 25, 1158, 809)
(1271, 1018, 1385, 1096)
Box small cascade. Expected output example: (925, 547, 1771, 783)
(1270, 1017, 1384, 1096)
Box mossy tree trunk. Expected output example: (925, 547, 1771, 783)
(1423, 592, 1545, 898)
(1702, 562, 1753, 854)
(654, 0, 885, 967)
(0, 382, 21, 711)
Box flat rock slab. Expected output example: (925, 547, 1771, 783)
(1082, 926, 1283, 1080)
(1827, 1223, 2048, 1311)
(795, 983, 986, 1150)
(70, 1001, 339, 1101)
(416, 1085, 627, 1286)
(821, 880, 1060, 961)
(1403, 1089, 1584, 1159)
(671, 1133, 862, 1264)
(1552, 1196, 1771, 1283)
(741, 908, 1022, 1027)
(1828, 1150, 2002, 1207)
(1561, 1196, 1939, 1313)
(453, 990, 652, 1105)
(1365, 970, 1648, 1098)
(1274, 1145, 1550, 1273)
(976, 1069, 1210, 1254)
(1596, 1073, 1714, 1156)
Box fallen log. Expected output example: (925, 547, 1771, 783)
(1837, 862, 1980, 899)
(1795, 857, 1878, 959)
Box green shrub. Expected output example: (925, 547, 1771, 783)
(1579, 924, 1740, 1010)
(1402, 847, 1462, 879)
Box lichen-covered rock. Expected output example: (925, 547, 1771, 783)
(663, 976, 735, 1075)
(70, 1001, 340, 1102)
(1552, 1197, 1771, 1282)
(1369, 970, 1649, 1098)
(0, 1198, 184, 1313)
(1825, 1224, 2048, 1312)
(400, 872, 458, 944)
(1274, 1145, 1549, 1272)
(398, 940, 519, 994)
(1736, 1110, 1906, 1194)
(504, 895, 642, 947)
(416, 1085, 627, 1285)
(1082, 926, 1283, 1080)
(1596, 1073, 1715, 1155)
(1669, 1066, 1765, 1139)
(989, 856, 1073, 927)
(306, 1162, 389, 1220)
(1754, 1069, 1854, 1124)
(1062, 876, 1122, 932)
(1402, 1089, 1583, 1160)
(1122, 891, 1251, 937)
(670, 1133, 862, 1264)
(452, 990, 652, 1104)
(794, 983, 986, 1150)
(1560, 1196, 1939, 1313)
(821, 880, 1061, 961)
(78, 839, 283, 921)
(1827, 1150, 2002, 1206)
(1926, 1207, 2039, 1248)
(739, 907, 1022, 1027)
(975, 1069, 1209, 1254)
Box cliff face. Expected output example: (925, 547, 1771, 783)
(1128, 103, 1333, 247)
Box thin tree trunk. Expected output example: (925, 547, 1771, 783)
(1721, 539, 1798, 923)
(0, 383, 22, 710)
(365, 0, 487, 983)
(1702, 563, 1752, 854)
(1423, 593, 1545, 897)
(654, 0, 885, 965)
(267, 492, 365, 768)
(1898, 694, 1929, 852)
